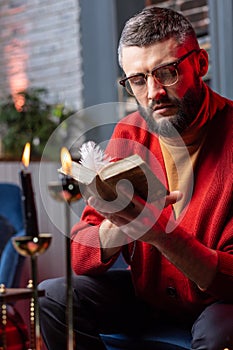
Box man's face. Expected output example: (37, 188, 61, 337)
(121, 38, 206, 137)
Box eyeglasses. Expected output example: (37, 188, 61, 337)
(119, 49, 199, 97)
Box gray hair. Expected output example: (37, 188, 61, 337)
(118, 7, 199, 67)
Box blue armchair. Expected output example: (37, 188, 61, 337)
(100, 255, 192, 350)
(0, 183, 26, 288)
(101, 326, 191, 350)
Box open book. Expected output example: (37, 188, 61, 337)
(59, 153, 168, 203)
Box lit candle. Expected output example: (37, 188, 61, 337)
(20, 143, 39, 237)
(60, 147, 81, 202)
(61, 147, 72, 175)
(60, 146, 75, 349)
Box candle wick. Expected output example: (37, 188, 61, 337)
(21, 163, 28, 171)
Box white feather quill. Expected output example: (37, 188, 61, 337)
(79, 141, 111, 172)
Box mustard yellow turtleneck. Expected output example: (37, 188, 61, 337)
(159, 84, 220, 219)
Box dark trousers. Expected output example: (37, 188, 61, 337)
(39, 270, 233, 350)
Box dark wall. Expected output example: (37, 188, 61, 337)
(115, 0, 145, 37)
(79, 0, 144, 108)
(79, 0, 119, 107)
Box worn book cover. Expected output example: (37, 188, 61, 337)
(59, 148, 168, 203)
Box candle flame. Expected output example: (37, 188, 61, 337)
(22, 142, 31, 168)
(61, 147, 72, 175)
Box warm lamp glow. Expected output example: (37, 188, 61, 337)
(22, 142, 31, 168)
(5, 41, 29, 111)
(61, 147, 72, 175)
(14, 93, 25, 112)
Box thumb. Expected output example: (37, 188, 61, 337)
(164, 190, 183, 207)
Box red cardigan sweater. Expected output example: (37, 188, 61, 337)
(71, 86, 233, 320)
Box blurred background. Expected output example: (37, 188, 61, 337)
(0, 0, 232, 340)
(1, 0, 232, 111)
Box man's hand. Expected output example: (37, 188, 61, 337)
(88, 189, 182, 245)
(99, 219, 128, 261)
(89, 189, 217, 290)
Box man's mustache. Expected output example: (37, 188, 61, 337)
(149, 97, 180, 110)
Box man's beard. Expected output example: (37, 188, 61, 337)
(138, 81, 203, 138)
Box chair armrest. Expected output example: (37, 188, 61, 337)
(0, 229, 26, 288)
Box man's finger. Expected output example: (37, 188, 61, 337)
(164, 191, 183, 207)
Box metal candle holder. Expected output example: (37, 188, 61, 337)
(12, 233, 52, 350)
(48, 178, 81, 350)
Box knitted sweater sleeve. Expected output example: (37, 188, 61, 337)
(205, 206, 233, 301)
(71, 205, 120, 275)
(70, 113, 149, 275)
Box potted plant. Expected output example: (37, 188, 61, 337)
(0, 88, 75, 160)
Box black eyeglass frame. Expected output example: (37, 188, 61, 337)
(119, 49, 199, 95)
